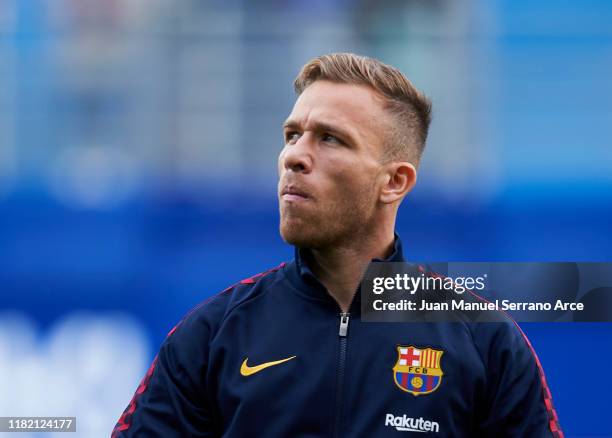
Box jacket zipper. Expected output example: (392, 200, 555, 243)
(333, 312, 350, 438)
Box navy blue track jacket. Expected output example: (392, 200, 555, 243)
(113, 236, 563, 437)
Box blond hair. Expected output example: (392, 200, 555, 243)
(294, 53, 432, 163)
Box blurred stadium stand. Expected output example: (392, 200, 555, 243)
(0, 0, 611, 436)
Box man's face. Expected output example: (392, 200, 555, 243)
(278, 80, 389, 249)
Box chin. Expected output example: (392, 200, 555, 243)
(280, 218, 348, 250)
(280, 220, 323, 249)
(280, 223, 310, 247)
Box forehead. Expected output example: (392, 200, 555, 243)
(287, 80, 388, 142)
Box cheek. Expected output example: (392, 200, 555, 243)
(318, 164, 369, 207)
(326, 158, 376, 189)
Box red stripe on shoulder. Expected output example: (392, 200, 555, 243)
(426, 269, 564, 437)
(463, 289, 563, 437)
(111, 355, 159, 438)
(111, 261, 287, 436)
(508, 319, 564, 438)
(239, 262, 287, 285)
(167, 262, 287, 337)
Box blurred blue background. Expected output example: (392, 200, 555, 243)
(0, 0, 611, 436)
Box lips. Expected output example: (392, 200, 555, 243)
(280, 185, 311, 201)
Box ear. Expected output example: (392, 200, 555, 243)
(379, 162, 417, 204)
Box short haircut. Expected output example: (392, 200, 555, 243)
(294, 53, 432, 164)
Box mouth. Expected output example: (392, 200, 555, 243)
(280, 186, 311, 202)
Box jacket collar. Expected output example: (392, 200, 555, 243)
(284, 233, 406, 307)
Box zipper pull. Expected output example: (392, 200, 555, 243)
(338, 312, 350, 337)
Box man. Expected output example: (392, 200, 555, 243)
(113, 53, 563, 437)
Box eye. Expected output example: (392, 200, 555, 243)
(285, 131, 301, 144)
(322, 133, 342, 144)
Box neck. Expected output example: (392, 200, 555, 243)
(304, 227, 395, 312)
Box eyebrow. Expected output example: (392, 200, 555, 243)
(282, 119, 357, 145)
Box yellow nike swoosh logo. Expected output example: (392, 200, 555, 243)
(240, 355, 297, 376)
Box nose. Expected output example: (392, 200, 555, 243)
(281, 134, 313, 174)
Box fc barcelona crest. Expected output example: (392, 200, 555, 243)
(393, 345, 444, 396)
